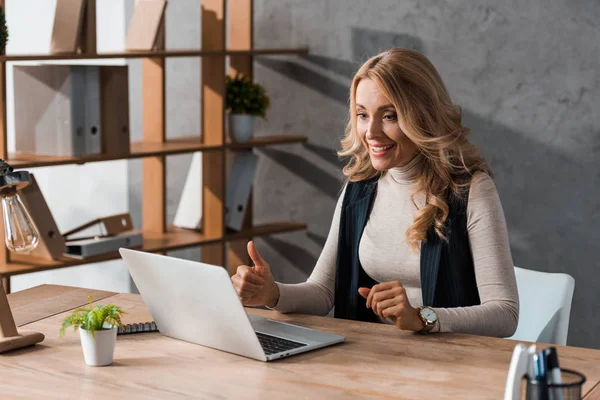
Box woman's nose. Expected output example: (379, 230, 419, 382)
(365, 120, 382, 140)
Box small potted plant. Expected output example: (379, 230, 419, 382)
(60, 296, 125, 367)
(0, 5, 7, 55)
(225, 73, 270, 143)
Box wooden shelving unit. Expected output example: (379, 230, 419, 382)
(0, 48, 308, 62)
(6, 134, 308, 169)
(0, 0, 307, 291)
(2, 222, 307, 277)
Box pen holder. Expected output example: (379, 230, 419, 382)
(524, 369, 586, 400)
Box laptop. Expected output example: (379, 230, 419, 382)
(119, 248, 345, 362)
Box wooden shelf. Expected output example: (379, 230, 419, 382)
(1, 222, 306, 276)
(225, 221, 307, 241)
(6, 134, 307, 169)
(0, 48, 308, 62)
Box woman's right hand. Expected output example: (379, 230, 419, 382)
(231, 241, 280, 308)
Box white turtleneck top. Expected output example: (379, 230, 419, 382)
(272, 154, 519, 337)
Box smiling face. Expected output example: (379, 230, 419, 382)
(355, 78, 418, 171)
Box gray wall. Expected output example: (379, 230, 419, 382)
(128, 0, 600, 348)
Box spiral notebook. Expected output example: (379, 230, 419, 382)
(117, 321, 159, 335)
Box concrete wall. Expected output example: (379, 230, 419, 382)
(127, 1, 599, 348)
(250, 0, 600, 349)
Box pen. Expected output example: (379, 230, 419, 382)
(536, 350, 547, 381)
(544, 347, 563, 400)
(536, 349, 549, 400)
(528, 345, 537, 379)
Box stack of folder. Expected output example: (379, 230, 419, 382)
(13, 64, 130, 158)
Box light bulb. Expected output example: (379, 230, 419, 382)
(2, 192, 39, 254)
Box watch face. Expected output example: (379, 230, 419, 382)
(421, 307, 437, 323)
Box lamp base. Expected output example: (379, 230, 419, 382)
(0, 331, 44, 353)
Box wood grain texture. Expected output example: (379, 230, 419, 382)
(0, 48, 308, 62)
(201, 0, 226, 266)
(141, 19, 166, 234)
(0, 279, 17, 337)
(584, 382, 600, 399)
(3, 286, 600, 399)
(78, 0, 96, 54)
(4, 135, 307, 169)
(227, 0, 254, 274)
(0, 5, 8, 276)
(0, 47, 308, 62)
(7, 284, 115, 327)
(1, 276, 9, 295)
(228, 0, 253, 77)
(0, 223, 305, 276)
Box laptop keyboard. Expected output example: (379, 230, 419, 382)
(255, 331, 308, 355)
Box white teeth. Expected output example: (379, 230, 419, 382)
(372, 145, 393, 152)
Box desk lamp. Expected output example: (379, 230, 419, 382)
(0, 159, 44, 352)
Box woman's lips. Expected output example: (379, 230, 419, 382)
(370, 143, 395, 156)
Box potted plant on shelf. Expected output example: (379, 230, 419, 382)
(225, 73, 270, 143)
(0, 5, 8, 55)
(60, 296, 125, 367)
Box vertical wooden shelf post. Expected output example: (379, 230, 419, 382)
(142, 13, 167, 235)
(201, 0, 226, 266)
(227, 0, 254, 275)
(0, 0, 9, 293)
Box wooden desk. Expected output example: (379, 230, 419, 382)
(3, 285, 600, 399)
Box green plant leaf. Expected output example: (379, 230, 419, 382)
(225, 73, 270, 118)
(59, 296, 127, 339)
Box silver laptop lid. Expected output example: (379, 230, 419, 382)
(119, 248, 267, 361)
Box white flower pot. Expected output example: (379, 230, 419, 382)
(228, 114, 255, 143)
(79, 326, 117, 366)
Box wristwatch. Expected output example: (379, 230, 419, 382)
(417, 306, 437, 333)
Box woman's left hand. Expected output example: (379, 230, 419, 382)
(358, 281, 424, 331)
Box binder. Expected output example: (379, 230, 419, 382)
(68, 66, 88, 156)
(100, 66, 130, 157)
(13, 65, 103, 157)
(225, 152, 258, 231)
(83, 66, 101, 155)
(64, 231, 143, 259)
(173, 152, 203, 230)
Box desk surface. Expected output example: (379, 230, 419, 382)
(4, 284, 600, 399)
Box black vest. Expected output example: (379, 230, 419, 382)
(334, 178, 481, 322)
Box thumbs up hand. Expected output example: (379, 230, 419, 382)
(231, 241, 280, 307)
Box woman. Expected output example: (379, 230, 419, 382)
(232, 48, 519, 337)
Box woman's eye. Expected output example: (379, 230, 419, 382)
(384, 114, 397, 121)
(357, 113, 367, 120)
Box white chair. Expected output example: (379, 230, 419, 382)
(508, 266, 575, 346)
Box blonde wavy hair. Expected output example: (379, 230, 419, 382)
(338, 48, 491, 249)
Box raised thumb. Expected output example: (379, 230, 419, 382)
(248, 241, 268, 275)
(358, 287, 371, 299)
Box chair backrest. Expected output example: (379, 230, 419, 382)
(508, 266, 575, 346)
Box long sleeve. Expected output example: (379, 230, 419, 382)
(432, 173, 519, 337)
(271, 186, 346, 316)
